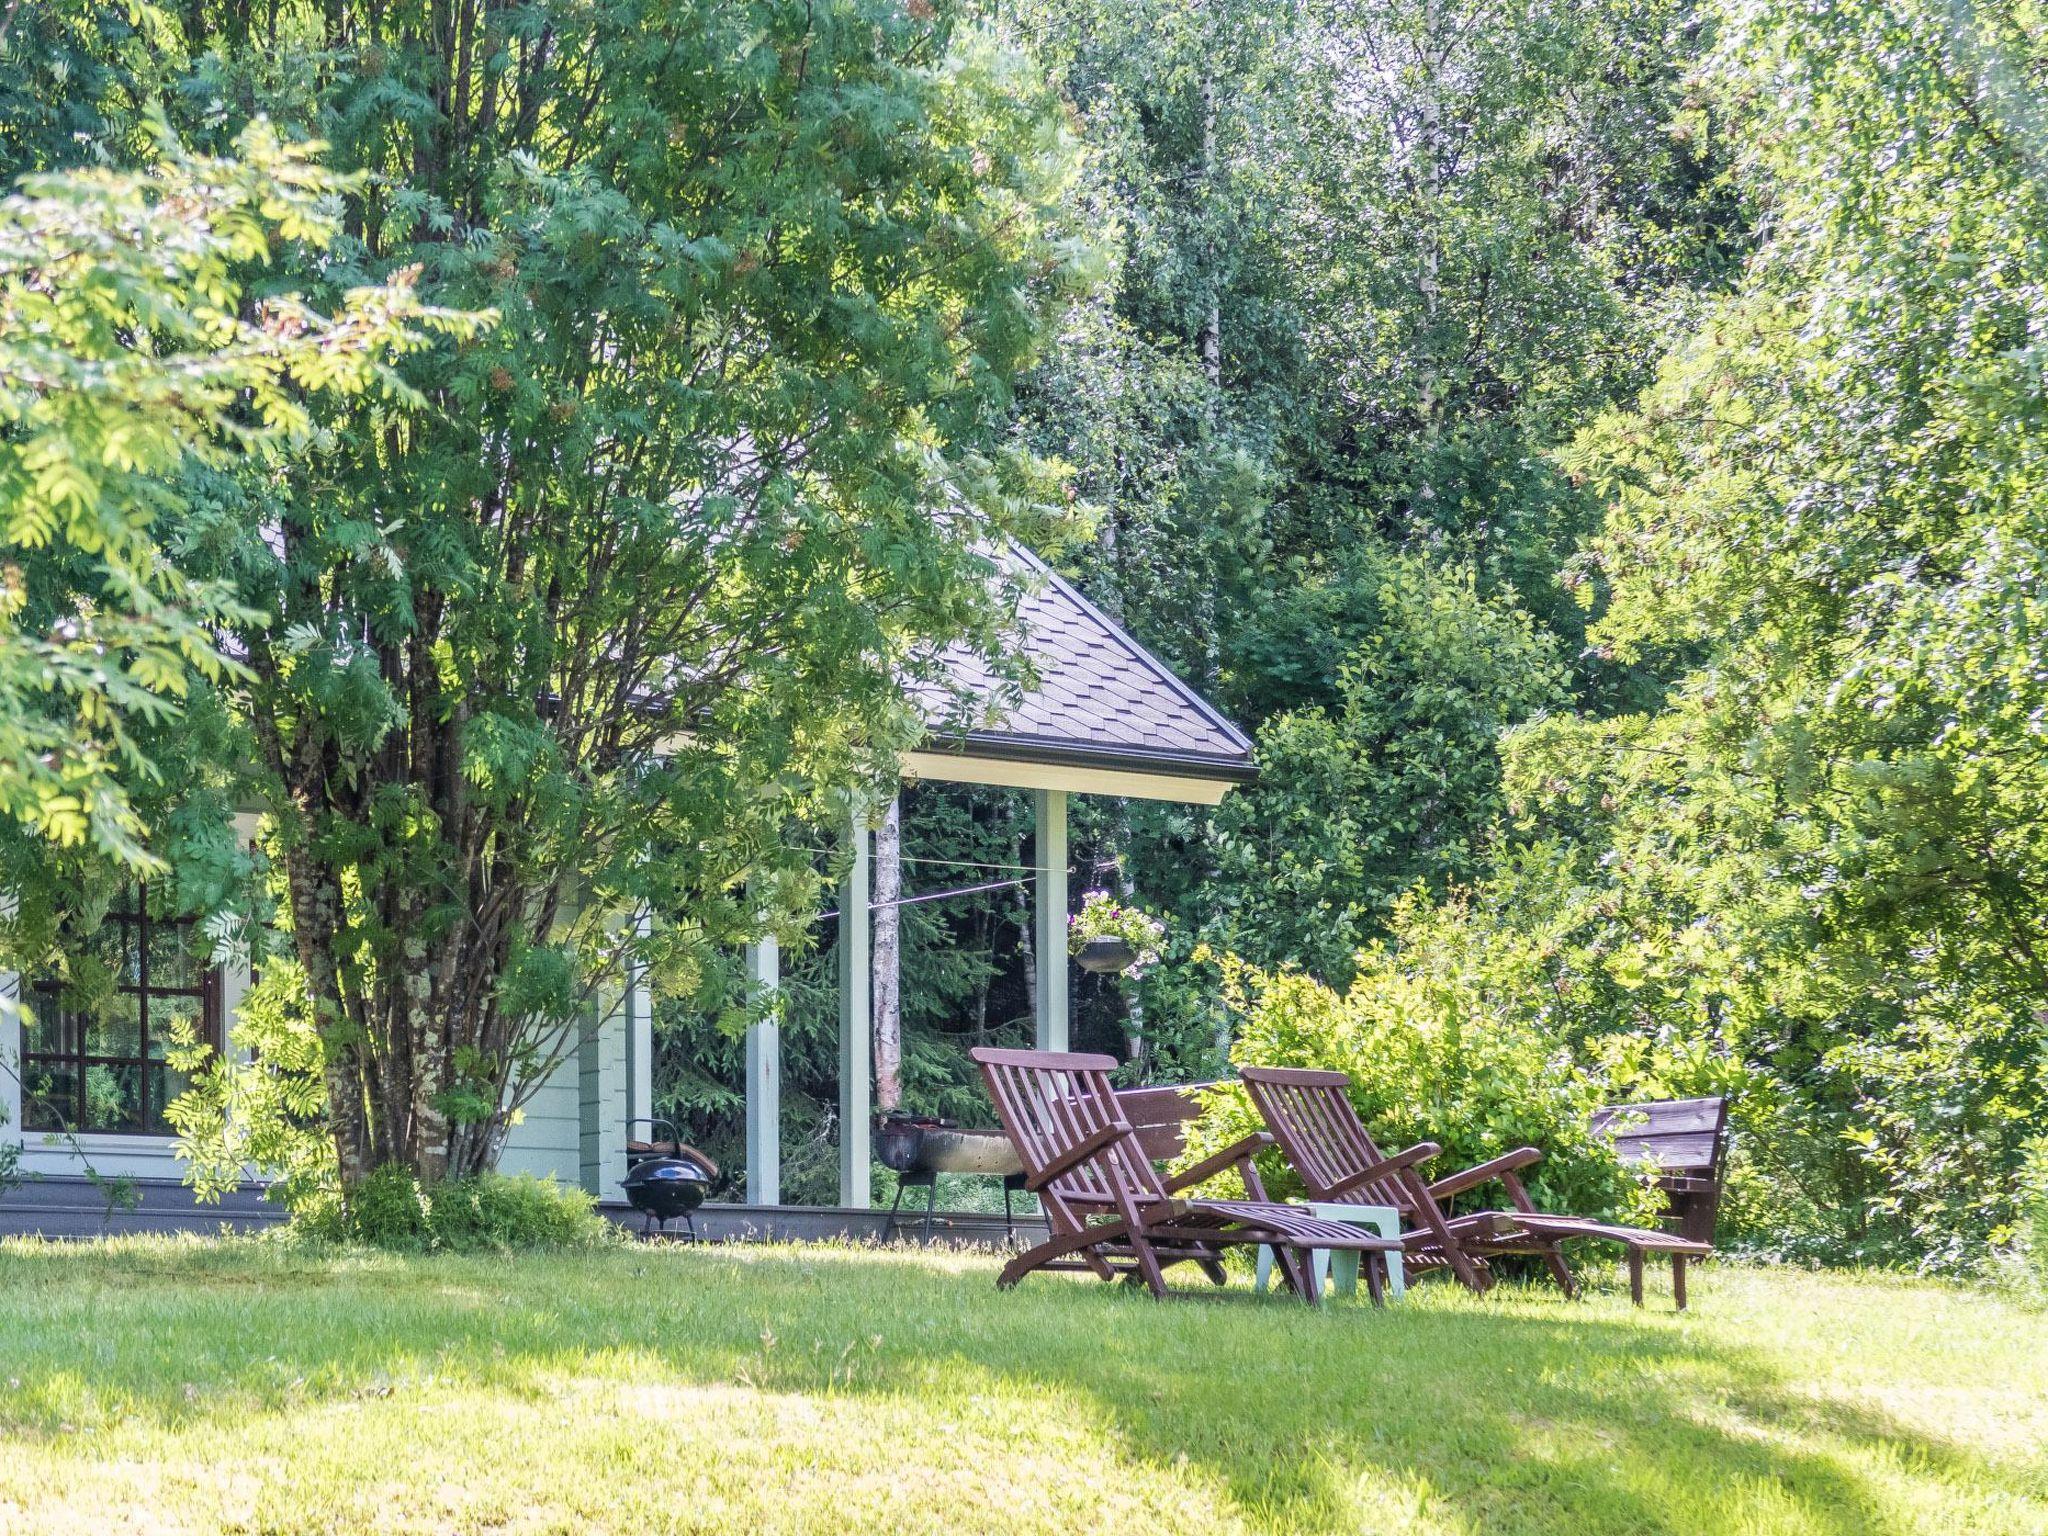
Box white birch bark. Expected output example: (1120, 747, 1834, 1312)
(872, 793, 903, 1112)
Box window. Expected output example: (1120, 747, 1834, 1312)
(22, 887, 223, 1136)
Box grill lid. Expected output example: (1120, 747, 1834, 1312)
(623, 1153, 716, 1188)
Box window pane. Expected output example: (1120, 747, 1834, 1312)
(86, 993, 143, 1059)
(27, 882, 218, 1137)
(149, 993, 207, 1057)
(22, 1060, 78, 1131)
(22, 994, 81, 1057)
(146, 916, 201, 990)
(147, 1060, 199, 1135)
(89, 918, 142, 988)
(83, 1062, 144, 1133)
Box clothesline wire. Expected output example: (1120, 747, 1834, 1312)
(794, 845, 1126, 878)
(905, 852, 1040, 874)
(815, 874, 1036, 921)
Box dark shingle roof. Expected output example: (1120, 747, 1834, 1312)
(916, 542, 1255, 783)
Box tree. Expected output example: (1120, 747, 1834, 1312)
(0, 118, 468, 872)
(154, 0, 1084, 1186)
(0, 0, 196, 188)
(0, 114, 470, 1207)
(1507, 0, 2048, 1265)
(995, 0, 1736, 1069)
(1207, 554, 1568, 985)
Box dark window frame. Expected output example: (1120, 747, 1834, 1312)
(21, 887, 224, 1137)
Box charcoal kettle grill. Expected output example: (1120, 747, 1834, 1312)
(621, 1118, 718, 1241)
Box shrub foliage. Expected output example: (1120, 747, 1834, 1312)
(295, 1166, 617, 1254)
(1188, 937, 1659, 1226)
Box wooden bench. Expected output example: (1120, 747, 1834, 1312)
(1590, 1096, 1730, 1246)
(1114, 1081, 1217, 1166)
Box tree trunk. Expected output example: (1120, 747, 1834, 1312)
(1416, 0, 1446, 436)
(1116, 858, 1146, 1071)
(872, 793, 903, 1112)
(284, 846, 372, 1186)
(1015, 815, 1037, 1032)
(1199, 71, 1221, 392)
(1195, 68, 1224, 695)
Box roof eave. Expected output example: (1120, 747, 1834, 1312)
(926, 729, 1260, 785)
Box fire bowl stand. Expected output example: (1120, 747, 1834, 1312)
(883, 1168, 1030, 1246)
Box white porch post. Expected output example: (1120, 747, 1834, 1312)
(626, 909, 653, 1137)
(223, 813, 262, 1064)
(837, 817, 872, 1207)
(1, 891, 19, 1162)
(744, 933, 780, 1205)
(1033, 788, 1069, 1053)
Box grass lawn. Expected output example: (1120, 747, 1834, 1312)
(0, 1239, 2043, 1535)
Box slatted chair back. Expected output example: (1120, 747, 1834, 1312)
(1114, 1082, 1216, 1166)
(970, 1047, 1167, 1230)
(1239, 1065, 1415, 1212)
(1590, 1096, 1728, 1180)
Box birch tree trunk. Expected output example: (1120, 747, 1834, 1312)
(1118, 859, 1146, 1069)
(872, 793, 903, 1112)
(1415, 0, 1446, 442)
(1199, 71, 1222, 392)
(1195, 67, 1223, 694)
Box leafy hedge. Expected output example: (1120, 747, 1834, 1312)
(295, 1167, 620, 1254)
(1186, 947, 1660, 1226)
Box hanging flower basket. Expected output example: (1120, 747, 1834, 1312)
(1075, 935, 1139, 975)
(1067, 891, 1166, 979)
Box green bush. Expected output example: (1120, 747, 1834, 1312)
(1187, 940, 1659, 1225)
(425, 1173, 616, 1253)
(2027, 1143, 2048, 1269)
(342, 1164, 435, 1249)
(288, 1167, 617, 1253)
(1998, 1139, 2048, 1307)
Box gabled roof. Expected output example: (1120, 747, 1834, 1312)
(914, 542, 1256, 785)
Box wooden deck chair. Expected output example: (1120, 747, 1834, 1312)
(1241, 1065, 1712, 1309)
(970, 1047, 1402, 1304)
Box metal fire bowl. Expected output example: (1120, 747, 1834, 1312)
(913, 1127, 1024, 1178)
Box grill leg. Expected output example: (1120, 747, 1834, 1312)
(1002, 1177, 1017, 1244)
(885, 1179, 910, 1244)
(922, 1176, 939, 1246)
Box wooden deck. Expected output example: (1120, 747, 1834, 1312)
(0, 1176, 286, 1240)
(599, 1198, 1046, 1247)
(0, 1176, 1045, 1248)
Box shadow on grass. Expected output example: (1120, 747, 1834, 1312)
(0, 1238, 2034, 1536)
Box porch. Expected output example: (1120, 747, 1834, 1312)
(0, 1175, 1044, 1246)
(722, 542, 1255, 1215)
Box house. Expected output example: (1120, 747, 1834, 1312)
(0, 544, 1254, 1235)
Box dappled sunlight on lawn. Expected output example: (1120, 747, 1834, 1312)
(0, 1240, 2042, 1535)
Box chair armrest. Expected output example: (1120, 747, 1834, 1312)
(1024, 1121, 1131, 1192)
(1426, 1147, 1541, 1201)
(1162, 1132, 1275, 1194)
(1322, 1141, 1441, 1201)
